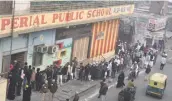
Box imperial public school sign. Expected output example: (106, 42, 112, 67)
(0, 5, 134, 36)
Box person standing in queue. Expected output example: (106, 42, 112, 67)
(72, 57, 78, 79)
(7, 61, 18, 100)
(22, 83, 32, 101)
(40, 80, 49, 101)
(31, 67, 36, 90)
(57, 66, 63, 86)
(111, 58, 117, 78)
(16, 61, 24, 96)
(79, 63, 85, 81)
(36, 68, 41, 91)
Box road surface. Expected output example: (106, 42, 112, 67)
(87, 57, 172, 101)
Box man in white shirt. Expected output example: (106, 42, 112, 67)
(114, 57, 120, 72)
(107, 61, 112, 77)
(160, 57, 166, 70)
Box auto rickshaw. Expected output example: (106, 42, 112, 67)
(146, 73, 167, 99)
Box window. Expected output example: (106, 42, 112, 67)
(32, 45, 44, 66)
(154, 82, 157, 85)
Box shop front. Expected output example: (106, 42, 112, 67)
(90, 19, 120, 59)
(55, 24, 92, 66)
(0, 4, 135, 71)
(27, 29, 56, 71)
(0, 35, 28, 73)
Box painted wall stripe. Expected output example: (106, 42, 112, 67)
(115, 20, 120, 50)
(107, 20, 113, 53)
(111, 20, 117, 51)
(93, 22, 99, 57)
(113, 20, 119, 50)
(100, 22, 106, 55)
(96, 22, 103, 56)
(90, 23, 96, 58)
(103, 21, 110, 54)
(105, 21, 111, 53)
(101, 21, 108, 55)
(109, 20, 115, 51)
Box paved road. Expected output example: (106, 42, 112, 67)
(87, 57, 172, 101)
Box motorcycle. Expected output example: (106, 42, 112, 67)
(118, 87, 136, 101)
(128, 69, 135, 80)
(128, 67, 139, 80)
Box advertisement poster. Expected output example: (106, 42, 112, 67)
(56, 38, 72, 66)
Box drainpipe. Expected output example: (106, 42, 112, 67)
(9, 0, 15, 68)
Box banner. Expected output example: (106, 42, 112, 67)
(0, 5, 134, 35)
(148, 17, 167, 31)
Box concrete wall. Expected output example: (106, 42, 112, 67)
(0, 35, 28, 54)
(15, 0, 30, 15)
(27, 29, 56, 70)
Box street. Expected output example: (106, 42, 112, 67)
(86, 56, 172, 101)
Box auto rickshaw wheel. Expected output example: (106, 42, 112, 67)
(159, 95, 163, 99)
(145, 91, 148, 96)
(118, 95, 124, 101)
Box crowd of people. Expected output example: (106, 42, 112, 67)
(6, 39, 167, 101)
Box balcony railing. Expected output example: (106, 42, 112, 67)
(30, 1, 134, 12)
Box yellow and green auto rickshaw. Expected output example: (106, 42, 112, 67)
(146, 73, 167, 99)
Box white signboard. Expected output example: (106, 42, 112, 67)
(148, 18, 167, 31)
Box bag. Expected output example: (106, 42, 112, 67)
(50, 83, 58, 94)
(40, 84, 49, 93)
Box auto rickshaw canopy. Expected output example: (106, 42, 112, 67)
(149, 73, 167, 89)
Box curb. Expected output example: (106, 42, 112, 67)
(54, 81, 98, 101)
(68, 82, 98, 101)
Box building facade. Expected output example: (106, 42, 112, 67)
(0, 2, 135, 72)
